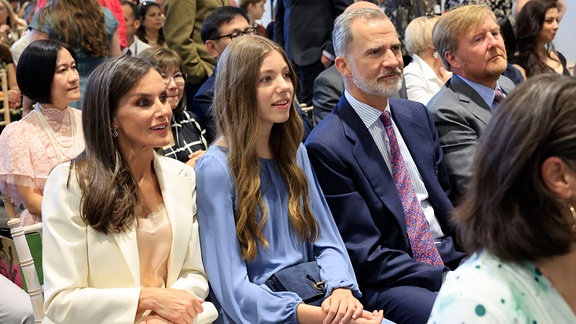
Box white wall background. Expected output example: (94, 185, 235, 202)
(555, 3, 575, 67)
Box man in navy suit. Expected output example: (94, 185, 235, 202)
(305, 7, 465, 323)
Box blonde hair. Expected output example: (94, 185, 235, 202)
(405, 16, 439, 56)
(433, 5, 496, 70)
(213, 36, 319, 261)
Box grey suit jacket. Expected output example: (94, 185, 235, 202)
(426, 74, 515, 201)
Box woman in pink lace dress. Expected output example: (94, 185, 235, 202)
(0, 39, 84, 226)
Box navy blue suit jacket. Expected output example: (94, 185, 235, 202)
(305, 96, 464, 301)
(192, 70, 217, 143)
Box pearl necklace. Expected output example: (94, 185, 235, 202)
(34, 103, 82, 164)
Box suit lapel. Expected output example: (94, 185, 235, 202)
(113, 224, 140, 283)
(390, 101, 431, 180)
(154, 154, 194, 285)
(449, 75, 492, 125)
(111, 155, 194, 286)
(336, 98, 408, 236)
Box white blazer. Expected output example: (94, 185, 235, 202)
(41, 154, 218, 323)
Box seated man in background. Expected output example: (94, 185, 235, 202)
(192, 6, 253, 142)
(306, 7, 465, 323)
(193, 6, 313, 142)
(427, 4, 515, 203)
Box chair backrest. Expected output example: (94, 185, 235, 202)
(3, 196, 44, 323)
(0, 69, 11, 126)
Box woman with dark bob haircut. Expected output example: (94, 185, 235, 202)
(0, 39, 84, 226)
(429, 73, 576, 322)
(41, 55, 217, 323)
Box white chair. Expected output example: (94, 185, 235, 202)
(3, 195, 44, 323)
(0, 69, 11, 126)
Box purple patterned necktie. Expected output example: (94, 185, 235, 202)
(492, 88, 505, 109)
(380, 111, 444, 267)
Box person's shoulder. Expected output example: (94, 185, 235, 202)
(195, 146, 233, 183)
(426, 80, 461, 111)
(403, 60, 422, 76)
(306, 108, 343, 144)
(193, 74, 215, 101)
(156, 153, 194, 176)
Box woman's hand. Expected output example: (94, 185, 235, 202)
(321, 288, 363, 324)
(141, 313, 171, 324)
(138, 287, 204, 324)
(353, 310, 384, 324)
(7, 89, 21, 109)
(186, 150, 206, 168)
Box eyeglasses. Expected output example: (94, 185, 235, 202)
(162, 72, 187, 85)
(211, 27, 257, 41)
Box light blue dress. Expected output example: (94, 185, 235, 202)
(30, 7, 119, 109)
(196, 144, 361, 324)
(428, 250, 576, 323)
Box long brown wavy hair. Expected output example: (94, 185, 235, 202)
(73, 56, 155, 233)
(213, 36, 318, 261)
(37, 0, 109, 57)
(515, 0, 560, 77)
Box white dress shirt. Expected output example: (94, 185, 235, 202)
(404, 54, 450, 105)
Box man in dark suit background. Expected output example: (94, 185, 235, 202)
(305, 6, 465, 323)
(427, 4, 515, 202)
(274, 0, 352, 106)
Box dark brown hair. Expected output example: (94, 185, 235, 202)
(454, 73, 576, 262)
(515, 0, 559, 77)
(73, 56, 155, 233)
(138, 47, 186, 113)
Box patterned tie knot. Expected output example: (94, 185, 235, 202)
(381, 111, 393, 128)
(493, 88, 505, 106)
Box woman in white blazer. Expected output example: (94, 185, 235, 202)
(41, 56, 218, 324)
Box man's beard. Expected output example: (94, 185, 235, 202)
(351, 65, 403, 98)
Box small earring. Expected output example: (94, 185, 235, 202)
(433, 51, 440, 59)
(112, 125, 118, 138)
(570, 205, 576, 224)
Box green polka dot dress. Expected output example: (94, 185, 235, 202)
(427, 250, 575, 323)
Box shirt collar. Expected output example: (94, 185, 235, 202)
(344, 90, 390, 129)
(455, 74, 502, 107)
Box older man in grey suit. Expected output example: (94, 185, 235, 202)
(427, 4, 515, 202)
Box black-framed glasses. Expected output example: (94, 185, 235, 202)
(162, 72, 187, 85)
(211, 27, 257, 41)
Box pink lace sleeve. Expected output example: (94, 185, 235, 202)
(0, 108, 84, 225)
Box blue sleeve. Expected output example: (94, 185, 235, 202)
(102, 7, 119, 39)
(195, 152, 302, 324)
(297, 145, 361, 298)
(29, 11, 50, 33)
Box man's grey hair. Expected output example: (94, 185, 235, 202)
(333, 8, 390, 58)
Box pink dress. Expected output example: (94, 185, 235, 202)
(0, 105, 84, 225)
